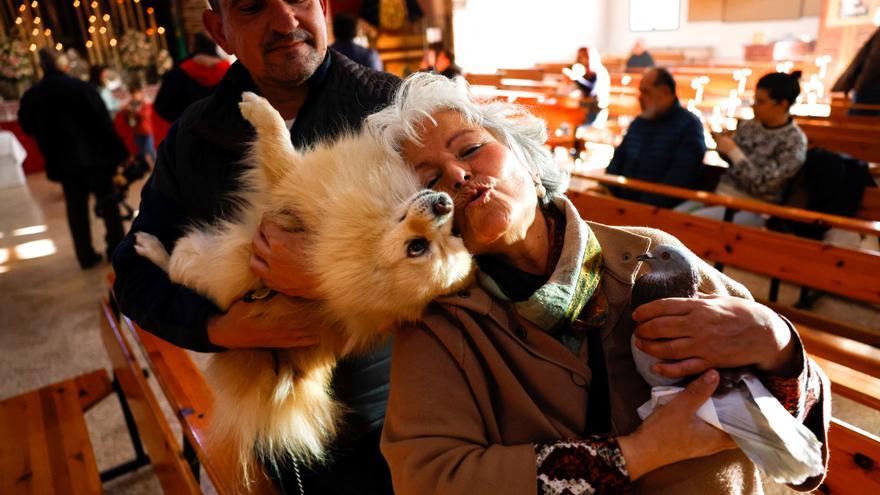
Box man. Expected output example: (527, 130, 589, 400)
(626, 38, 655, 69)
(330, 12, 383, 71)
(111, 1, 399, 493)
(19, 49, 128, 269)
(606, 68, 705, 208)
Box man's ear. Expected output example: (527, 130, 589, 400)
(203, 9, 232, 55)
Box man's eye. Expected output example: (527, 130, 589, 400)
(425, 175, 439, 188)
(240, 1, 263, 13)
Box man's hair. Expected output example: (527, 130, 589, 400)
(38, 48, 62, 73)
(333, 13, 358, 41)
(651, 68, 677, 95)
(366, 72, 569, 205)
(192, 32, 219, 56)
(757, 71, 802, 108)
(88, 65, 107, 86)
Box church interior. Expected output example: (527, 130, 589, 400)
(0, 0, 878, 493)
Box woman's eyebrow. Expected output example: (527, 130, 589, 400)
(446, 129, 477, 149)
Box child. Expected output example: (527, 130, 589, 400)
(677, 71, 807, 226)
(120, 81, 156, 167)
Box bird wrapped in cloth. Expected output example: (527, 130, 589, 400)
(630, 245, 823, 485)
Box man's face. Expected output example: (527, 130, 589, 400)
(638, 71, 674, 119)
(205, 0, 327, 88)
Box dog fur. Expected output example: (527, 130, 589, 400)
(134, 92, 474, 482)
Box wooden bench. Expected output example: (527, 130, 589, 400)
(0, 370, 113, 494)
(99, 298, 279, 494)
(576, 171, 880, 239)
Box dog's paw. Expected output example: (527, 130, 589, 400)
(239, 92, 283, 132)
(134, 232, 170, 272)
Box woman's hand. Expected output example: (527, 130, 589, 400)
(632, 295, 799, 379)
(207, 298, 322, 349)
(712, 133, 737, 155)
(618, 370, 736, 480)
(250, 217, 320, 298)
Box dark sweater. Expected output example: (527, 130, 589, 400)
(112, 52, 399, 473)
(606, 100, 706, 208)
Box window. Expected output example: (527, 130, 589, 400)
(630, 0, 681, 32)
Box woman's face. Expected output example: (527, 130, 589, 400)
(401, 110, 539, 256)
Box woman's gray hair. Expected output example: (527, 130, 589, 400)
(366, 72, 569, 204)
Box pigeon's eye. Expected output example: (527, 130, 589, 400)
(660, 251, 671, 260)
(407, 238, 429, 257)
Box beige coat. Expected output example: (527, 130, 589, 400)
(381, 222, 829, 495)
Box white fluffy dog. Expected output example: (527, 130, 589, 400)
(135, 92, 474, 481)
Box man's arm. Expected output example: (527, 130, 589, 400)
(112, 125, 226, 352)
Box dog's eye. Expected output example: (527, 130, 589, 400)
(407, 238, 429, 258)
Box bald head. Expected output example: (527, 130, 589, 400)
(638, 68, 677, 119)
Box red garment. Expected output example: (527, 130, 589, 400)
(121, 101, 154, 135)
(180, 58, 230, 87)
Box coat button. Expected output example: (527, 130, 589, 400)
(457, 289, 470, 298)
(571, 372, 588, 387)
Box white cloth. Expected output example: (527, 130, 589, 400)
(0, 130, 27, 189)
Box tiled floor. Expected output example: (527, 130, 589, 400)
(1, 172, 877, 494)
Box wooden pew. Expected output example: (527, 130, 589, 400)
(100, 298, 279, 494)
(100, 299, 202, 494)
(577, 171, 880, 238)
(0, 370, 113, 494)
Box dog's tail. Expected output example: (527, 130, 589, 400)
(206, 347, 342, 486)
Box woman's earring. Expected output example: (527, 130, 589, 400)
(530, 170, 546, 199)
(535, 180, 546, 199)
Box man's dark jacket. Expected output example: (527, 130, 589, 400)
(606, 100, 706, 208)
(18, 70, 128, 182)
(112, 51, 399, 493)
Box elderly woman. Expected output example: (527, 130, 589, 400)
(367, 73, 829, 494)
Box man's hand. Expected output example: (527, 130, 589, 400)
(632, 294, 799, 378)
(251, 216, 320, 298)
(207, 299, 323, 349)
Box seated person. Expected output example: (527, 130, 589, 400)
(678, 71, 807, 227)
(434, 48, 462, 79)
(627, 39, 655, 69)
(606, 68, 706, 208)
(370, 73, 829, 495)
(330, 13, 383, 71)
(564, 46, 610, 126)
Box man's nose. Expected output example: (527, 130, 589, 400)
(267, 0, 300, 32)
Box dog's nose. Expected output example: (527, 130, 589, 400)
(433, 195, 453, 216)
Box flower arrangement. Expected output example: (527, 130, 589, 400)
(0, 39, 34, 81)
(119, 31, 152, 69)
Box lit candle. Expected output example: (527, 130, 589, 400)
(146, 6, 158, 55)
(133, 0, 146, 33)
(73, 0, 95, 64)
(157, 26, 167, 51)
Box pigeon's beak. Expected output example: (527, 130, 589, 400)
(636, 253, 654, 261)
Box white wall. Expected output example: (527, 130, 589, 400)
(452, 0, 821, 73)
(453, 0, 606, 72)
(605, 0, 820, 60)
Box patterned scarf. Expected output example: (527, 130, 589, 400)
(479, 196, 609, 341)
